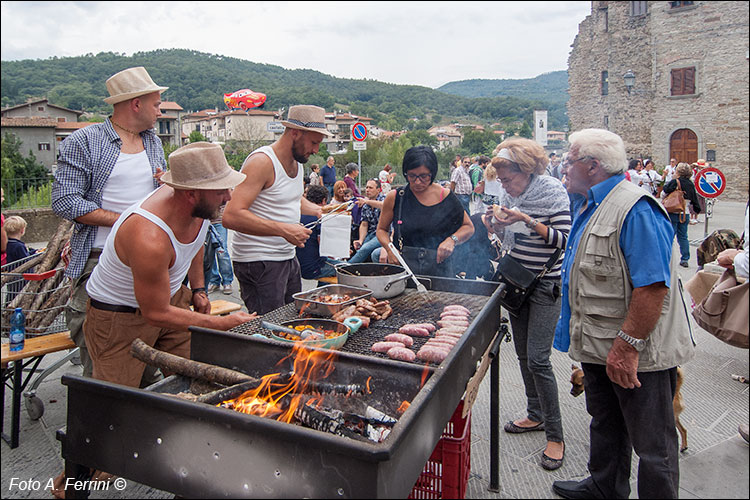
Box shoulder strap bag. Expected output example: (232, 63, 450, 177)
(492, 247, 563, 316)
(662, 178, 686, 222)
(692, 268, 749, 349)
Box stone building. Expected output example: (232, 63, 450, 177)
(568, 1, 748, 200)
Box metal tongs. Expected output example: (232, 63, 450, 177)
(303, 200, 355, 229)
(387, 242, 428, 293)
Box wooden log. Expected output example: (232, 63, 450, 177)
(27, 284, 69, 333)
(26, 269, 65, 323)
(130, 338, 259, 387)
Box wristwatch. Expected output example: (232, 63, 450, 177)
(450, 234, 459, 245)
(617, 330, 646, 352)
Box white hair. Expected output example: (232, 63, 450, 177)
(568, 128, 627, 175)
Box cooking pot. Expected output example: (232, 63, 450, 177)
(335, 263, 410, 299)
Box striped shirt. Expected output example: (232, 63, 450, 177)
(51, 118, 165, 278)
(508, 210, 571, 277)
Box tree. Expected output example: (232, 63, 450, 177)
(1, 132, 50, 207)
(519, 121, 533, 139)
(188, 130, 208, 143)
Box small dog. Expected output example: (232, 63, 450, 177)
(569, 364, 688, 452)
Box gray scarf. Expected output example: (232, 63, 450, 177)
(499, 174, 570, 251)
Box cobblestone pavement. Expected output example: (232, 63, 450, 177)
(2, 200, 748, 499)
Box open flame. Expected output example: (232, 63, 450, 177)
(220, 342, 339, 422)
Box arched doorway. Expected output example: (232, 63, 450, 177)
(669, 129, 698, 165)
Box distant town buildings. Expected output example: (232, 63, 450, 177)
(568, 0, 748, 200)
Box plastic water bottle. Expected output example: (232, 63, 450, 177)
(9, 307, 26, 352)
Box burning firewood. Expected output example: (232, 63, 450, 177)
(130, 338, 259, 387)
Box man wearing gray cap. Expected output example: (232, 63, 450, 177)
(223, 105, 330, 314)
(51, 66, 169, 378)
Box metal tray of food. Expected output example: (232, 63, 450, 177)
(292, 284, 373, 317)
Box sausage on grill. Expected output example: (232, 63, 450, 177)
(387, 346, 416, 362)
(384, 333, 414, 347)
(443, 305, 471, 315)
(417, 347, 449, 364)
(371, 341, 406, 353)
(398, 325, 431, 337)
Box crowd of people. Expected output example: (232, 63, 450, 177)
(1, 65, 739, 499)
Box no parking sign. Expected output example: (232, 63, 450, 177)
(694, 167, 726, 199)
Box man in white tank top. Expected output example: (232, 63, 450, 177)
(51, 66, 168, 379)
(224, 105, 331, 314)
(82, 143, 255, 388)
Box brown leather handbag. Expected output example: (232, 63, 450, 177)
(662, 178, 687, 222)
(692, 269, 749, 349)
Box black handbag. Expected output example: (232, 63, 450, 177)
(493, 248, 562, 315)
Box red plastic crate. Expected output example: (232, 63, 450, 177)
(409, 400, 471, 499)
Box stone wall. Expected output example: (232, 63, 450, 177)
(3, 207, 65, 246)
(568, 1, 748, 200)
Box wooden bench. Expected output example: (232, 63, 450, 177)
(2, 331, 76, 448)
(1, 300, 243, 449)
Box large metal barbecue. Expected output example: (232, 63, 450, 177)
(57, 277, 505, 498)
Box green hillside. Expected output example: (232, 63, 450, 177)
(1, 49, 568, 130)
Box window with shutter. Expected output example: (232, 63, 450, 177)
(671, 67, 696, 96)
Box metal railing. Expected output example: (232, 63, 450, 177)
(1, 177, 53, 209)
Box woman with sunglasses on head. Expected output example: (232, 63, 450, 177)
(376, 145, 474, 277)
(482, 137, 571, 471)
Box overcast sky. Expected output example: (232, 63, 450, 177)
(1, 1, 591, 89)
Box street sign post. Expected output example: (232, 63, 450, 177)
(694, 167, 726, 199)
(352, 122, 368, 142)
(266, 121, 285, 133)
(694, 167, 726, 237)
(352, 122, 368, 189)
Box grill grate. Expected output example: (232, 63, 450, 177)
(229, 289, 490, 364)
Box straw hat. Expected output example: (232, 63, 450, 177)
(103, 66, 168, 105)
(692, 159, 707, 167)
(162, 142, 246, 190)
(280, 105, 333, 137)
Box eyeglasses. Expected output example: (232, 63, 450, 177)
(406, 173, 432, 183)
(562, 155, 594, 169)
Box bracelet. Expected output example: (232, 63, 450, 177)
(191, 287, 207, 295)
(525, 218, 539, 229)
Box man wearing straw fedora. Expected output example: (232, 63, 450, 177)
(223, 105, 331, 315)
(52, 66, 170, 379)
(52, 142, 256, 499)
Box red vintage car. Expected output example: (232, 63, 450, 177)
(223, 89, 267, 111)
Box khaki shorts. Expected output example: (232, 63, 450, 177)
(83, 285, 192, 388)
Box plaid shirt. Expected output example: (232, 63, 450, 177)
(360, 193, 386, 235)
(450, 165, 473, 195)
(51, 118, 165, 278)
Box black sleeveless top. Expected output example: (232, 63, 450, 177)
(394, 185, 464, 251)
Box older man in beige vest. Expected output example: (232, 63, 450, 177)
(551, 129, 694, 499)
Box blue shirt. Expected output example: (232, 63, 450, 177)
(51, 118, 165, 278)
(320, 165, 337, 186)
(553, 174, 675, 352)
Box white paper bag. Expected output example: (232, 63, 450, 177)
(319, 214, 352, 259)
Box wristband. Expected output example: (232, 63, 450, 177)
(525, 218, 539, 229)
(191, 287, 207, 295)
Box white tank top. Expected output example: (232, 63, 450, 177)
(230, 145, 303, 262)
(93, 150, 156, 248)
(87, 187, 209, 308)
